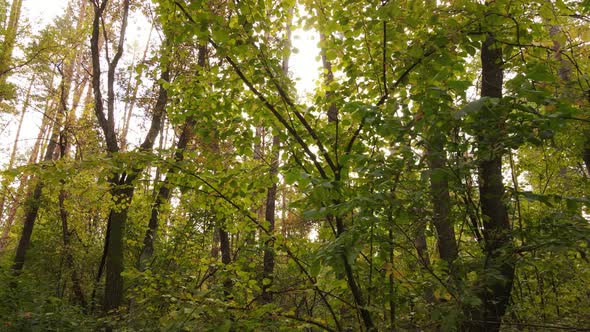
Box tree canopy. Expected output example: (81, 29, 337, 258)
(1, 0, 590, 331)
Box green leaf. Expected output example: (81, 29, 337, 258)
(454, 98, 486, 119)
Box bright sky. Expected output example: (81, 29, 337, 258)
(23, 0, 319, 92)
(24, 0, 67, 28)
(2, 0, 320, 167)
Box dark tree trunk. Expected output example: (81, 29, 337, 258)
(261, 135, 279, 304)
(138, 118, 194, 269)
(11, 63, 71, 273)
(11, 181, 44, 272)
(426, 133, 458, 270)
(58, 187, 87, 307)
(465, 32, 515, 332)
(584, 137, 590, 176)
(219, 225, 232, 297)
(104, 182, 134, 311)
(138, 43, 205, 270)
(90, 0, 167, 315)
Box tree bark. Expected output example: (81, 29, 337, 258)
(261, 134, 279, 304)
(465, 31, 515, 332)
(219, 224, 232, 297)
(11, 52, 75, 272)
(90, 0, 168, 314)
(0, 0, 22, 100)
(138, 43, 204, 270)
(0, 75, 34, 226)
(426, 133, 458, 269)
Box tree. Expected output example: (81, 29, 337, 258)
(0, 0, 22, 101)
(89, 0, 170, 314)
(1, 0, 590, 330)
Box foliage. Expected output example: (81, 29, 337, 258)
(0, 0, 589, 331)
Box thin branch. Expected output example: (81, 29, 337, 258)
(174, 1, 336, 180)
(281, 314, 336, 332)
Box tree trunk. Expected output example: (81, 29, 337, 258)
(260, 12, 291, 304)
(0, 76, 34, 225)
(58, 182, 86, 307)
(0, 80, 51, 252)
(120, 25, 153, 151)
(138, 117, 195, 269)
(138, 43, 205, 270)
(103, 182, 133, 311)
(219, 225, 232, 297)
(0, 0, 22, 100)
(465, 31, 515, 332)
(426, 133, 458, 270)
(413, 215, 435, 303)
(12, 110, 62, 272)
(261, 134, 279, 304)
(11, 57, 74, 272)
(90, 0, 167, 313)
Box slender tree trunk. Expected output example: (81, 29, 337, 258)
(426, 133, 458, 269)
(58, 181, 86, 307)
(413, 215, 435, 303)
(138, 117, 195, 269)
(138, 43, 204, 269)
(0, 75, 34, 225)
(320, 32, 338, 124)
(261, 135, 279, 303)
(388, 221, 396, 330)
(120, 25, 153, 151)
(210, 132, 233, 296)
(12, 103, 64, 272)
(465, 31, 515, 332)
(0, 0, 22, 98)
(11, 50, 78, 272)
(219, 223, 232, 297)
(0, 72, 52, 246)
(333, 215, 374, 331)
(260, 12, 291, 304)
(0, 84, 51, 252)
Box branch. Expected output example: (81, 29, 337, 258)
(106, 0, 130, 140)
(345, 49, 434, 156)
(173, 162, 342, 331)
(263, 64, 338, 174)
(281, 314, 336, 332)
(0, 47, 51, 77)
(173, 1, 328, 179)
(90, 0, 119, 153)
(139, 65, 169, 150)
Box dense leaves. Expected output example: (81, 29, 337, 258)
(0, 0, 589, 330)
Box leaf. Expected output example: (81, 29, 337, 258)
(519, 191, 554, 207)
(454, 98, 486, 119)
(526, 63, 555, 82)
(310, 259, 321, 278)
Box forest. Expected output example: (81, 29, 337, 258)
(0, 0, 589, 330)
